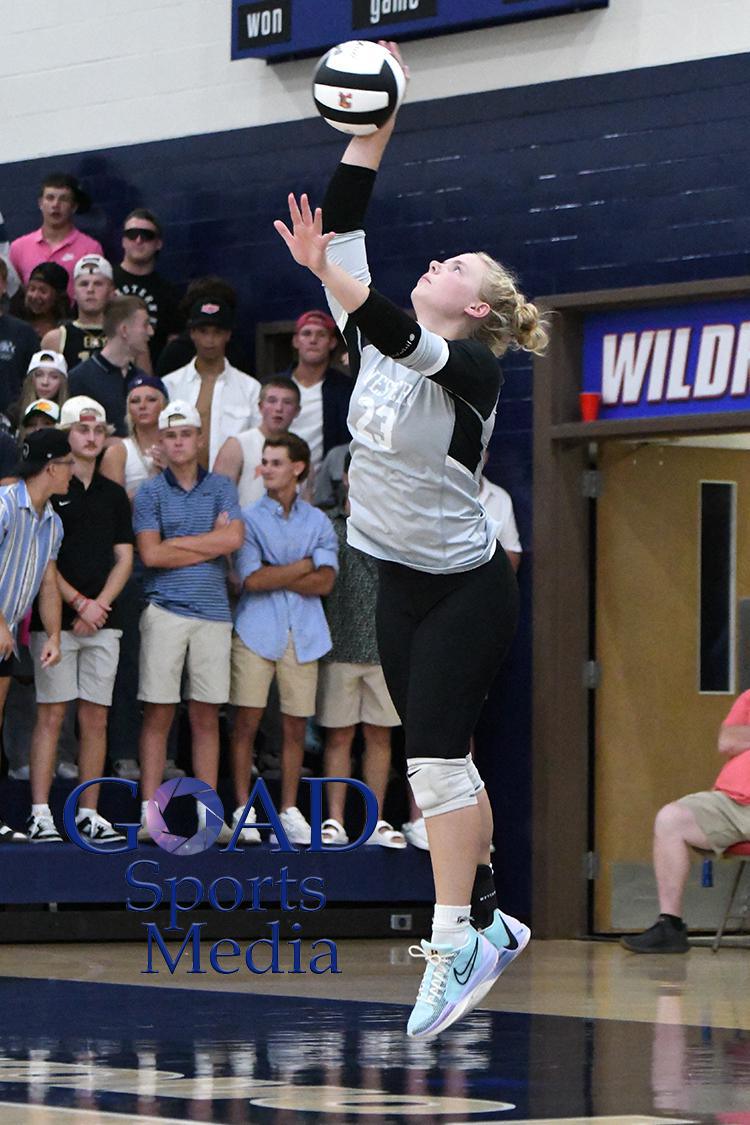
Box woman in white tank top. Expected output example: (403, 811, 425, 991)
(100, 374, 168, 498)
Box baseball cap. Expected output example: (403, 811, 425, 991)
(73, 254, 113, 281)
(58, 395, 109, 429)
(42, 173, 91, 214)
(158, 400, 201, 430)
(14, 429, 71, 479)
(28, 262, 70, 293)
(294, 309, 337, 336)
(23, 399, 61, 424)
(126, 373, 168, 400)
(187, 299, 233, 330)
(27, 350, 68, 377)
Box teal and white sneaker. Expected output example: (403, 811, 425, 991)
(473, 909, 530, 1003)
(406, 927, 499, 1039)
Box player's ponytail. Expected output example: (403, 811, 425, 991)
(473, 252, 549, 357)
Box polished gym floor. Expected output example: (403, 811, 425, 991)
(0, 935, 748, 1123)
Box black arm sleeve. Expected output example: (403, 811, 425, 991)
(347, 288, 422, 360)
(322, 164, 377, 234)
(349, 294, 501, 419)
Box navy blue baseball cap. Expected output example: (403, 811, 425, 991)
(126, 373, 168, 400)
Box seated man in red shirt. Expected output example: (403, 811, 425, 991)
(622, 691, 750, 953)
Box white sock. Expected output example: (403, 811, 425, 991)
(31, 803, 51, 818)
(77, 806, 97, 821)
(430, 904, 472, 949)
(140, 800, 149, 822)
(197, 801, 206, 829)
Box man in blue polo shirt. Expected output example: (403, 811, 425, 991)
(133, 400, 244, 840)
(0, 429, 73, 841)
(230, 432, 338, 846)
(68, 294, 153, 435)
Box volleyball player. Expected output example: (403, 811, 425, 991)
(275, 43, 547, 1039)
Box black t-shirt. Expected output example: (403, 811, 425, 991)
(112, 266, 182, 364)
(31, 472, 134, 632)
(0, 313, 38, 413)
(59, 320, 106, 369)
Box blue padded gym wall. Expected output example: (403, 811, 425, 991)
(2, 51, 749, 917)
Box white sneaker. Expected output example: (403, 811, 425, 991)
(230, 806, 261, 844)
(113, 759, 140, 781)
(407, 928, 499, 1039)
(56, 761, 79, 780)
(7, 765, 30, 781)
(26, 812, 63, 843)
(269, 806, 311, 847)
(75, 811, 126, 843)
(136, 818, 153, 843)
(402, 818, 429, 850)
(163, 759, 185, 780)
(0, 819, 28, 843)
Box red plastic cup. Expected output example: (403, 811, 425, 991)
(579, 392, 601, 422)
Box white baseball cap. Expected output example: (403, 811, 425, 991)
(23, 399, 61, 423)
(59, 395, 110, 429)
(158, 400, 201, 431)
(73, 253, 113, 281)
(27, 349, 68, 376)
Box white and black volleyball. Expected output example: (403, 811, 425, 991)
(312, 40, 406, 136)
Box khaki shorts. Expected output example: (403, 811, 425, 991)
(31, 629, 122, 706)
(678, 790, 750, 854)
(230, 632, 318, 717)
(316, 661, 400, 728)
(138, 603, 232, 704)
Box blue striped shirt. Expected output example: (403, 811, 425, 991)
(234, 494, 338, 662)
(133, 467, 241, 623)
(0, 481, 62, 638)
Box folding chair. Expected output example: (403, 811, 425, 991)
(712, 841, 750, 952)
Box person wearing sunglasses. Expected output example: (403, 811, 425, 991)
(113, 209, 182, 371)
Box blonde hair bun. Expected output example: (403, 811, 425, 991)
(474, 251, 549, 357)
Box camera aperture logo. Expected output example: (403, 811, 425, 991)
(147, 777, 224, 855)
(63, 776, 380, 979)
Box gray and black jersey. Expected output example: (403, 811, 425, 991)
(322, 164, 502, 575)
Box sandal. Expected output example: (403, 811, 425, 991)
(321, 818, 349, 845)
(366, 819, 407, 849)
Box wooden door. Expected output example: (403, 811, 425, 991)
(593, 440, 750, 931)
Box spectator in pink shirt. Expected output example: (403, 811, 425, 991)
(10, 174, 103, 301)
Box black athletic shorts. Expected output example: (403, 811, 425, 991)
(375, 548, 519, 761)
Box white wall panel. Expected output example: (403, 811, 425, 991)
(2, 0, 750, 163)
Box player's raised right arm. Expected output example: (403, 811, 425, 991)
(338, 43, 407, 172)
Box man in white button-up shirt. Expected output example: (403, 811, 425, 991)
(164, 298, 261, 469)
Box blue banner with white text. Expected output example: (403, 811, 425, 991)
(231, 0, 609, 61)
(582, 299, 750, 419)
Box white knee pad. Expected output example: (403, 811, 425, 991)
(466, 756, 486, 796)
(406, 755, 478, 818)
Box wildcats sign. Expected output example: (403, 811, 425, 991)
(582, 300, 750, 419)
